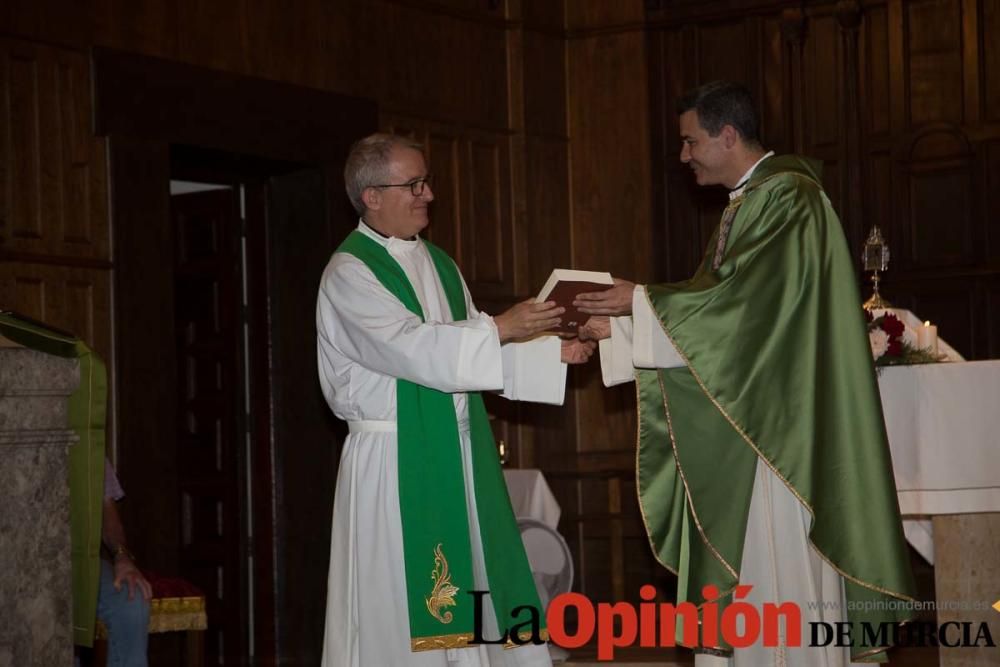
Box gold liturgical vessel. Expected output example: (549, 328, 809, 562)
(862, 225, 891, 310)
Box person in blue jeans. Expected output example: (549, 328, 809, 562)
(98, 459, 152, 666)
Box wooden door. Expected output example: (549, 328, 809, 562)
(264, 168, 345, 664)
(171, 187, 248, 665)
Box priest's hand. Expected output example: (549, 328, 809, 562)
(561, 338, 596, 364)
(579, 316, 611, 341)
(494, 299, 565, 343)
(574, 278, 636, 316)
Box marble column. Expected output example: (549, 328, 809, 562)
(0, 346, 80, 667)
(933, 513, 1000, 667)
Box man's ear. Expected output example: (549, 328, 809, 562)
(362, 187, 382, 212)
(721, 124, 739, 149)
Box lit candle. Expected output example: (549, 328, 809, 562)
(918, 321, 938, 355)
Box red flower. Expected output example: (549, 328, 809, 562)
(887, 337, 903, 356)
(881, 313, 905, 338)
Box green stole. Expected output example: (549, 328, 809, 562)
(0, 312, 107, 647)
(336, 231, 546, 651)
(635, 156, 915, 662)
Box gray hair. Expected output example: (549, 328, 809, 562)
(343, 133, 425, 215)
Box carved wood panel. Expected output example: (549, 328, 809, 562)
(0, 262, 112, 362)
(906, 0, 964, 126)
(466, 135, 509, 290)
(426, 131, 463, 261)
(524, 135, 571, 292)
(647, 0, 1000, 360)
(985, 0, 1000, 122)
(523, 29, 567, 139)
(373, 1, 509, 130)
(381, 114, 516, 298)
(698, 20, 748, 84)
(804, 15, 841, 150)
(565, 26, 652, 463)
(242, 0, 341, 91)
(760, 16, 789, 152)
(896, 127, 979, 270)
(863, 5, 893, 138)
(0, 38, 109, 261)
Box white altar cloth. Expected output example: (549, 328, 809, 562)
(880, 359, 1000, 563)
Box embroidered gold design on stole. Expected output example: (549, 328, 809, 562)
(712, 198, 744, 270)
(425, 544, 459, 624)
(411, 630, 552, 652)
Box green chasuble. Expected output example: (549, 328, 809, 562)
(636, 156, 916, 661)
(0, 312, 107, 647)
(336, 231, 545, 651)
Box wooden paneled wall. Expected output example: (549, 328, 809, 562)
(7, 0, 995, 653)
(0, 38, 111, 362)
(555, 0, 660, 605)
(0, 0, 659, 646)
(376, 0, 661, 605)
(646, 0, 1000, 359)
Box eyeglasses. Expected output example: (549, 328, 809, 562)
(371, 175, 433, 197)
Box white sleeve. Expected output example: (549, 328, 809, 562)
(317, 254, 504, 393)
(598, 316, 636, 387)
(462, 276, 568, 405)
(597, 285, 685, 386)
(499, 336, 567, 405)
(632, 287, 685, 369)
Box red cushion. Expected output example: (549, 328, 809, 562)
(140, 570, 204, 599)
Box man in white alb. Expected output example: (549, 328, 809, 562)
(317, 133, 594, 667)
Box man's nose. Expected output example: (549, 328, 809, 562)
(679, 144, 690, 163)
(421, 183, 434, 202)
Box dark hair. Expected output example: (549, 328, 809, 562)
(676, 81, 761, 145)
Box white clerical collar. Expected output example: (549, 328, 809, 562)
(357, 219, 420, 252)
(729, 150, 775, 200)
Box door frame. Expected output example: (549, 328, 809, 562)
(94, 47, 376, 665)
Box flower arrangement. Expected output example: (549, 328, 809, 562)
(866, 310, 939, 366)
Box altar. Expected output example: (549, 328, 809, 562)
(878, 358, 1000, 667)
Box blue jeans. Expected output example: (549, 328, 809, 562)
(97, 560, 150, 667)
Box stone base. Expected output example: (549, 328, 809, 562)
(933, 513, 1000, 667)
(0, 348, 79, 667)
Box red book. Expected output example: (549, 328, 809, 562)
(536, 269, 613, 335)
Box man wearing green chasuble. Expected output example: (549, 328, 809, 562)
(576, 81, 916, 666)
(316, 133, 594, 666)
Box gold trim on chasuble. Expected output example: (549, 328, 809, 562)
(639, 289, 916, 603)
(634, 377, 679, 577)
(635, 371, 734, 655)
